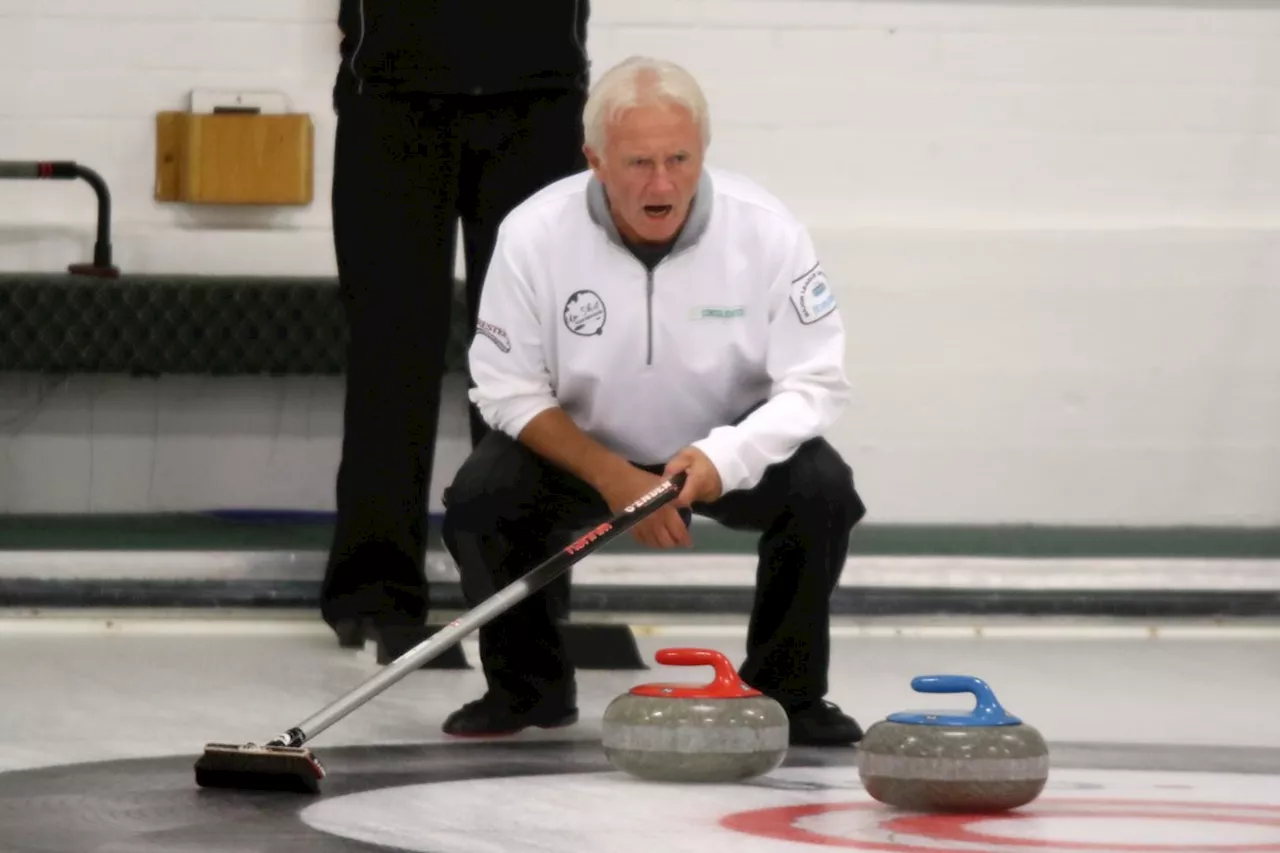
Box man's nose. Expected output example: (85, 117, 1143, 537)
(650, 164, 677, 193)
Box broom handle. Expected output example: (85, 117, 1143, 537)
(268, 471, 688, 748)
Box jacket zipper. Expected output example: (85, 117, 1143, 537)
(646, 267, 654, 366)
(608, 241, 682, 369)
(642, 251, 689, 367)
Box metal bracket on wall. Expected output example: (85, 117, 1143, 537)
(0, 160, 119, 278)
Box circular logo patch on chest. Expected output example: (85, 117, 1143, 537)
(564, 290, 607, 336)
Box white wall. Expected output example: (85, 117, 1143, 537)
(0, 0, 1277, 524)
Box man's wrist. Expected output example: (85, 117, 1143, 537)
(582, 452, 633, 494)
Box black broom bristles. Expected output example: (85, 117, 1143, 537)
(194, 742, 325, 794)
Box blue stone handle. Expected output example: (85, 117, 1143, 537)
(886, 674, 1022, 727)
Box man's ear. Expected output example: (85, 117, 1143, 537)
(584, 144, 604, 176)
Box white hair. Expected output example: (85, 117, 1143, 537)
(582, 56, 711, 154)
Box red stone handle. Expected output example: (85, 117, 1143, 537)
(628, 647, 762, 699)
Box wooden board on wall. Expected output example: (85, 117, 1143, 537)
(155, 111, 313, 205)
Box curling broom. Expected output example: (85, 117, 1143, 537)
(194, 471, 687, 793)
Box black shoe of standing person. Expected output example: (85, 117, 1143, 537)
(330, 607, 426, 649)
(785, 699, 863, 746)
(322, 544, 429, 647)
(442, 686, 579, 737)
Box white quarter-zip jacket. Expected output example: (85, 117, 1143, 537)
(468, 166, 850, 495)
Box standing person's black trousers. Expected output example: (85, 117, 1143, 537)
(321, 86, 587, 640)
(439, 424, 868, 743)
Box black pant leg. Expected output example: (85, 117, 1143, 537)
(456, 87, 588, 448)
(694, 438, 867, 708)
(323, 91, 462, 629)
(441, 429, 610, 704)
(455, 88, 589, 617)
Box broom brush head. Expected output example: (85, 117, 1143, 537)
(194, 742, 325, 794)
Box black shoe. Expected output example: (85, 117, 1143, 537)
(330, 612, 425, 648)
(333, 617, 369, 648)
(322, 543, 429, 645)
(786, 700, 863, 746)
(442, 689, 579, 737)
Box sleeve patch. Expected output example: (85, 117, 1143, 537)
(789, 263, 837, 325)
(476, 319, 511, 353)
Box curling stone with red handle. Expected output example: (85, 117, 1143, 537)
(601, 648, 788, 783)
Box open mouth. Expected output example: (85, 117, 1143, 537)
(643, 205, 673, 219)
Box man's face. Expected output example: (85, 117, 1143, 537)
(586, 101, 704, 245)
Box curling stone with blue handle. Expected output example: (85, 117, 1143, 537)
(601, 648, 788, 783)
(857, 675, 1049, 812)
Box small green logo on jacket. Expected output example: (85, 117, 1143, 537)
(689, 306, 745, 320)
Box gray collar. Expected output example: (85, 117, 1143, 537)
(586, 169, 713, 254)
